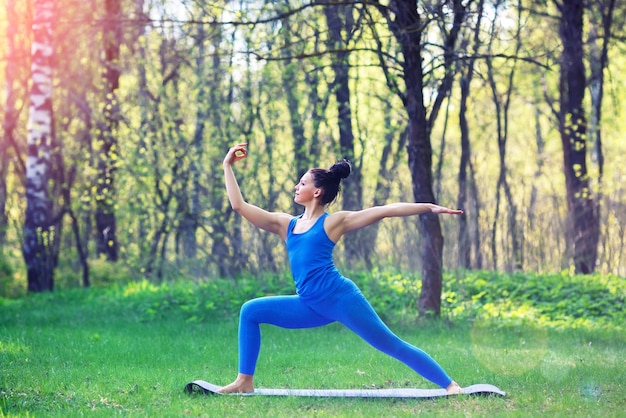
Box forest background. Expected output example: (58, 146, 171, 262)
(0, 0, 624, 315)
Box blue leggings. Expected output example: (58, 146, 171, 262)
(237, 282, 453, 388)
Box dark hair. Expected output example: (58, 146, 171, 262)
(309, 159, 351, 205)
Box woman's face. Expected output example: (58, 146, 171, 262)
(294, 171, 320, 204)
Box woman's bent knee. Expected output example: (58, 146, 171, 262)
(240, 298, 263, 318)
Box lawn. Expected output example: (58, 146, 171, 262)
(1, 282, 624, 417)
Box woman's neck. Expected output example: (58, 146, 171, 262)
(300, 206, 325, 220)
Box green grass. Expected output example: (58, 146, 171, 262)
(1, 282, 624, 417)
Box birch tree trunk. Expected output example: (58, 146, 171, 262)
(23, 0, 55, 292)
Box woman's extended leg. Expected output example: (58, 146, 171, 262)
(219, 295, 333, 393)
(314, 286, 460, 392)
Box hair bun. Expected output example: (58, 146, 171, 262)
(329, 159, 351, 180)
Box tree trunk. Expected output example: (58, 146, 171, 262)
(558, 0, 600, 273)
(323, 1, 366, 268)
(486, 1, 524, 271)
(588, 0, 614, 183)
(457, 87, 471, 270)
(178, 11, 209, 266)
(456, 0, 485, 269)
(468, 159, 483, 268)
(205, 22, 237, 277)
(386, 0, 466, 316)
(587, 0, 614, 269)
(133, 0, 150, 267)
(277, 15, 324, 216)
(1, 0, 21, 247)
(394, 5, 442, 316)
(23, 0, 56, 292)
(360, 114, 407, 269)
(95, 0, 121, 261)
(282, 60, 312, 215)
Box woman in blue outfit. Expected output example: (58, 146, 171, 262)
(220, 143, 464, 395)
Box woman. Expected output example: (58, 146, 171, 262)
(220, 142, 464, 395)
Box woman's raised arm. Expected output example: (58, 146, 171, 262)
(223, 144, 291, 239)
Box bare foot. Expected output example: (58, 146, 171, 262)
(217, 373, 255, 394)
(446, 381, 464, 395)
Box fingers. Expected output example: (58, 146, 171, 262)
(433, 206, 464, 215)
(234, 143, 247, 159)
(446, 209, 463, 215)
(229, 142, 247, 153)
(225, 143, 248, 164)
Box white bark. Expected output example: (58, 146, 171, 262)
(23, 0, 56, 291)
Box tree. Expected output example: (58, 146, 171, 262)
(359, 112, 408, 271)
(380, 0, 468, 316)
(586, 0, 615, 269)
(176, 6, 209, 271)
(456, 0, 484, 270)
(322, 1, 367, 268)
(204, 16, 240, 278)
(1, 0, 28, 247)
(23, 0, 57, 292)
(557, 0, 600, 273)
(485, 0, 523, 271)
(275, 6, 329, 216)
(94, 0, 122, 261)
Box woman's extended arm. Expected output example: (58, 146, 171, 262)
(223, 143, 291, 239)
(325, 202, 463, 242)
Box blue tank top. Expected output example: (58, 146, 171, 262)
(286, 213, 350, 304)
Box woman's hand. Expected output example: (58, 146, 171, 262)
(431, 205, 464, 215)
(223, 143, 248, 166)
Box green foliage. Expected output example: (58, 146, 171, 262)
(63, 274, 296, 324)
(53, 257, 135, 290)
(33, 269, 625, 333)
(344, 269, 625, 330)
(349, 269, 418, 322)
(0, 254, 23, 299)
(0, 255, 13, 293)
(88, 257, 136, 287)
(2, 266, 623, 333)
(441, 270, 625, 328)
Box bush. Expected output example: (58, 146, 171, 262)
(0, 254, 26, 299)
(0, 254, 14, 296)
(120, 269, 622, 328)
(442, 270, 625, 327)
(2, 263, 624, 332)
